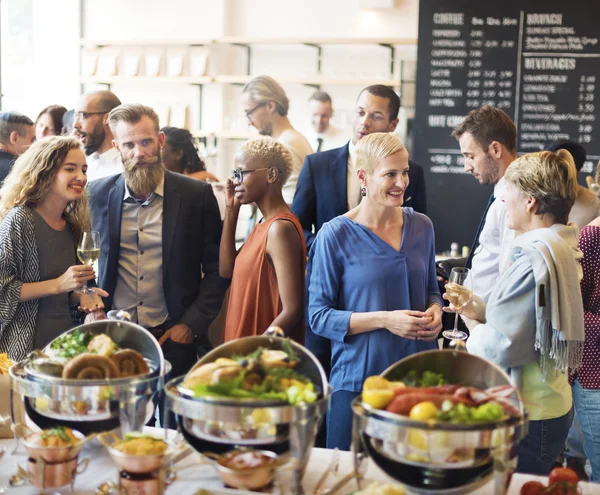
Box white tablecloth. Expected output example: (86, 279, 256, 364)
(1, 428, 599, 494)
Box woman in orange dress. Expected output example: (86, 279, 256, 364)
(220, 137, 306, 343)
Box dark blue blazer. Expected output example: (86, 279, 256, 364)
(291, 143, 427, 252)
(87, 170, 229, 345)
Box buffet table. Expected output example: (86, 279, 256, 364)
(1, 428, 599, 495)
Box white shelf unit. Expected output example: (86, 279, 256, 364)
(79, 37, 418, 151)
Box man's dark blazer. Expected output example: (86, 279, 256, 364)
(0, 151, 16, 183)
(291, 143, 427, 252)
(88, 170, 229, 349)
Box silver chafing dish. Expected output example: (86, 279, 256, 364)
(10, 316, 170, 435)
(165, 331, 330, 495)
(352, 349, 528, 495)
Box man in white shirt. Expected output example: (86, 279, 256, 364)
(452, 105, 518, 302)
(241, 75, 313, 204)
(306, 91, 348, 153)
(73, 90, 124, 181)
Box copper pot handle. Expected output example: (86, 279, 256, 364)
(76, 457, 89, 475)
(97, 432, 120, 449)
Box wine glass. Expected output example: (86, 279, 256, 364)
(442, 267, 472, 341)
(75, 231, 100, 294)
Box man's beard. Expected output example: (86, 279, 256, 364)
(480, 153, 501, 185)
(75, 122, 105, 156)
(259, 122, 273, 136)
(123, 153, 165, 197)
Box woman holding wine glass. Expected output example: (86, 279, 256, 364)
(0, 136, 107, 360)
(308, 133, 443, 450)
(447, 150, 584, 475)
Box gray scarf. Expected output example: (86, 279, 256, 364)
(511, 224, 584, 380)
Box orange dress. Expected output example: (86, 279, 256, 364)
(223, 212, 306, 343)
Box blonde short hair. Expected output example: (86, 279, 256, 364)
(242, 76, 289, 117)
(107, 103, 160, 135)
(236, 137, 293, 185)
(355, 132, 406, 174)
(504, 150, 577, 224)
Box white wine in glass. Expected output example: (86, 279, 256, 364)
(442, 267, 472, 341)
(75, 231, 100, 294)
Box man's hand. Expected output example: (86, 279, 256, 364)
(158, 323, 194, 345)
(78, 289, 109, 312)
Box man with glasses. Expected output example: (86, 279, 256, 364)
(73, 90, 123, 181)
(241, 76, 313, 204)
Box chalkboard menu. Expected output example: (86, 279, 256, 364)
(413, 0, 600, 251)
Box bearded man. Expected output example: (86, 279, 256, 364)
(88, 104, 229, 425)
(73, 90, 123, 181)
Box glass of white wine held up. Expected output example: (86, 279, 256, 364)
(75, 231, 100, 294)
(442, 267, 472, 341)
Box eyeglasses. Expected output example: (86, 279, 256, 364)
(232, 167, 271, 182)
(75, 111, 108, 121)
(244, 102, 266, 120)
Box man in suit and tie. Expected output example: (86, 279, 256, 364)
(452, 104, 518, 303)
(305, 91, 348, 153)
(292, 84, 427, 253)
(88, 104, 229, 417)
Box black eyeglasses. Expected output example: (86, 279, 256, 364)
(75, 111, 108, 120)
(232, 167, 270, 182)
(244, 102, 266, 120)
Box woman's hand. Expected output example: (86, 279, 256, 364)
(224, 178, 241, 210)
(78, 289, 109, 312)
(55, 265, 95, 294)
(384, 310, 433, 340)
(417, 304, 443, 341)
(443, 292, 487, 323)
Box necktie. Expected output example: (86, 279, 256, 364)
(465, 192, 495, 269)
(316, 137, 323, 153)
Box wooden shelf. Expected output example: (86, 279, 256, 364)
(79, 37, 417, 47)
(81, 75, 400, 87)
(218, 37, 417, 45)
(214, 75, 400, 86)
(80, 75, 212, 85)
(192, 130, 255, 140)
(80, 39, 213, 48)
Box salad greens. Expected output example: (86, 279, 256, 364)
(437, 400, 504, 424)
(193, 367, 317, 406)
(50, 330, 92, 358)
(402, 370, 448, 388)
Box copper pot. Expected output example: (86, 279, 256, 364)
(98, 432, 172, 474)
(205, 449, 280, 490)
(23, 428, 91, 463)
(27, 456, 88, 489)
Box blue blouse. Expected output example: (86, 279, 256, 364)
(308, 209, 443, 393)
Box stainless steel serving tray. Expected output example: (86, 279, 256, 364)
(352, 349, 528, 494)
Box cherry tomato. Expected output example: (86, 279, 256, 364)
(543, 480, 579, 495)
(549, 467, 579, 486)
(520, 480, 545, 495)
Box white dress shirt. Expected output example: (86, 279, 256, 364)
(307, 124, 348, 153)
(86, 147, 124, 182)
(277, 129, 313, 204)
(468, 177, 515, 303)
